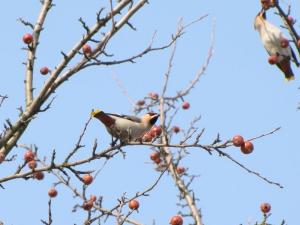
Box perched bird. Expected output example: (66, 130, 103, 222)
(91, 109, 159, 142)
(254, 11, 297, 81)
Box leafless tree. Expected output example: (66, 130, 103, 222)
(0, 0, 290, 224)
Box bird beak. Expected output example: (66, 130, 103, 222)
(149, 114, 159, 125)
(254, 9, 266, 30)
(259, 8, 266, 19)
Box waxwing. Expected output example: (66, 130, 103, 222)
(91, 109, 159, 142)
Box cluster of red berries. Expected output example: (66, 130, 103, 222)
(232, 135, 254, 154)
(143, 125, 162, 142)
(82, 195, 97, 211)
(142, 124, 182, 142)
(150, 151, 162, 164)
(137, 92, 190, 110)
(24, 150, 45, 180)
(149, 151, 185, 174)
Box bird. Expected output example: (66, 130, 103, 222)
(91, 109, 159, 143)
(254, 10, 297, 81)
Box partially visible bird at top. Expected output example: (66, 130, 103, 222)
(254, 10, 298, 81)
(91, 109, 159, 144)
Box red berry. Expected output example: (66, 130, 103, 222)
(34, 171, 44, 180)
(149, 130, 157, 138)
(90, 195, 97, 202)
(182, 102, 190, 110)
(48, 188, 58, 198)
(136, 100, 145, 106)
(82, 174, 93, 185)
(150, 152, 160, 161)
(23, 33, 33, 44)
(280, 38, 289, 48)
(0, 153, 5, 163)
(260, 202, 271, 213)
(270, 0, 277, 6)
(40, 67, 49, 75)
(232, 135, 244, 147)
(297, 39, 300, 48)
(287, 16, 294, 25)
(268, 55, 278, 65)
(142, 133, 153, 142)
(172, 126, 180, 133)
(240, 141, 254, 154)
(170, 215, 183, 225)
(261, 0, 273, 9)
(28, 160, 37, 169)
(176, 166, 185, 175)
(152, 125, 162, 136)
(154, 158, 162, 164)
(82, 200, 93, 211)
(128, 199, 139, 210)
(82, 44, 92, 55)
(148, 92, 159, 100)
(24, 150, 35, 162)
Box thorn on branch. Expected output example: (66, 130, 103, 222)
(39, 97, 56, 112)
(60, 51, 68, 60)
(50, 150, 56, 167)
(0, 95, 8, 108)
(79, 17, 90, 34)
(41, 198, 53, 225)
(96, 8, 105, 22)
(102, 50, 114, 57)
(126, 21, 137, 31)
(89, 38, 100, 43)
(18, 17, 34, 29)
(212, 133, 221, 145)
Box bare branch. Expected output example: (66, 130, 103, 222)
(0, 0, 136, 158)
(273, 2, 300, 64)
(25, 0, 53, 108)
(0, 95, 8, 108)
(41, 199, 53, 225)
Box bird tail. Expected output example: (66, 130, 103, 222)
(277, 58, 295, 82)
(91, 109, 115, 127)
(285, 74, 295, 82)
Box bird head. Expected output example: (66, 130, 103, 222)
(91, 109, 103, 117)
(254, 10, 266, 30)
(142, 112, 159, 125)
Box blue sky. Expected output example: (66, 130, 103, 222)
(0, 0, 299, 224)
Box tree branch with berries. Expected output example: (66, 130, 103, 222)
(0, 1, 288, 225)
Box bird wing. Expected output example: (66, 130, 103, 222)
(107, 113, 141, 123)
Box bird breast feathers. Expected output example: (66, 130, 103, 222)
(261, 22, 291, 57)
